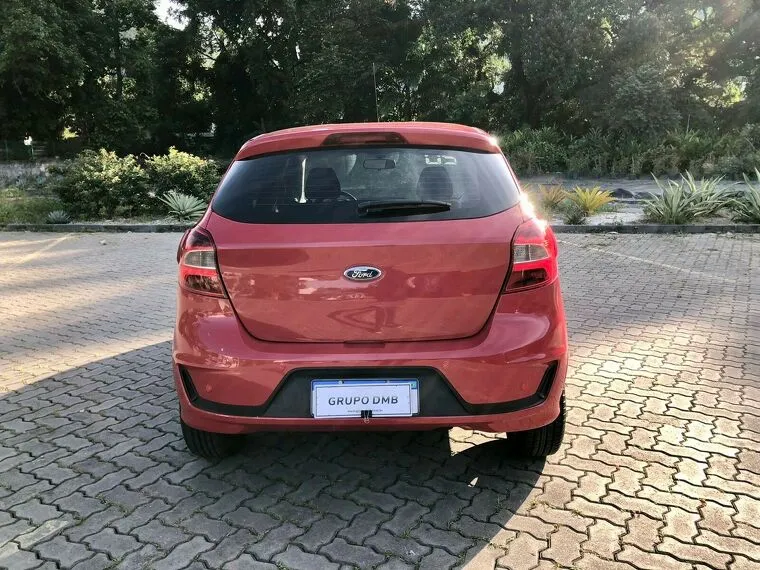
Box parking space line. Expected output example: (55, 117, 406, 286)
(9, 234, 72, 267)
(558, 238, 739, 283)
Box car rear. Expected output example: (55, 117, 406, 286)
(172, 122, 568, 458)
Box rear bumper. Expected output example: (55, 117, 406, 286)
(173, 283, 567, 434)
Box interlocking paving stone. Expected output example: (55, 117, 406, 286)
(33, 536, 92, 567)
(199, 529, 257, 566)
(1, 232, 760, 569)
(246, 523, 303, 560)
(83, 528, 140, 559)
(222, 553, 278, 569)
(0, 543, 44, 570)
(152, 536, 213, 570)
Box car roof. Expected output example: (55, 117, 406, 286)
(234, 122, 500, 160)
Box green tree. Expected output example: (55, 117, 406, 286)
(0, 0, 91, 140)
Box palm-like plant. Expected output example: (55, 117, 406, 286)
(567, 187, 614, 216)
(46, 210, 70, 224)
(538, 185, 568, 212)
(731, 168, 760, 223)
(645, 172, 731, 224)
(158, 190, 207, 222)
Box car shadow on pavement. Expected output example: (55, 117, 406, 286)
(0, 341, 544, 569)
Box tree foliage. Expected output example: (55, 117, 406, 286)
(0, 0, 758, 165)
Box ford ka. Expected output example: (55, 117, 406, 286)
(172, 122, 568, 459)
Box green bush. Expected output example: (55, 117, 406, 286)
(562, 202, 587, 225)
(147, 147, 219, 201)
(500, 128, 567, 175)
(49, 150, 151, 219)
(499, 125, 760, 179)
(566, 129, 612, 177)
(706, 124, 760, 179)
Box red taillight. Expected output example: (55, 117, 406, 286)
(503, 218, 559, 293)
(178, 227, 226, 297)
(322, 132, 407, 146)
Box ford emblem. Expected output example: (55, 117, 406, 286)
(344, 266, 382, 282)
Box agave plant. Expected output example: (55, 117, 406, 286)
(646, 172, 731, 224)
(731, 168, 760, 223)
(567, 186, 614, 216)
(680, 171, 732, 216)
(158, 190, 207, 222)
(46, 210, 70, 224)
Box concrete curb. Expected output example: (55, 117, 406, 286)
(0, 223, 192, 233)
(1, 223, 759, 234)
(551, 224, 760, 233)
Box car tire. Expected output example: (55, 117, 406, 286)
(181, 420, 244, 459)
(506, 393, 566, 458)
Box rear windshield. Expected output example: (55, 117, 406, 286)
(211, 147, 520, 223)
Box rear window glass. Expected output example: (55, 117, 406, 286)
(211, 147, 520, 223)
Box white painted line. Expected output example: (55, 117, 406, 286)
(557, 239, 739, 283)
(10, 234, 72, 266)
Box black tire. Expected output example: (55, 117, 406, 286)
(181, 420, 244, 459)
(506, 393, 566, 458)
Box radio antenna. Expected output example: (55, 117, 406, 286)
(372, 62, 380, 121)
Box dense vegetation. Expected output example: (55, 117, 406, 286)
(0, 0, 759, 177)
(0, 149, 220, 223)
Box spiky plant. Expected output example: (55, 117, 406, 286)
(46, 210, 70, 224)
(567, 187, 614, 216)
(645, 172, 731, 224)
(731, 168, 760, 223)
(562, 202, 587, 225)
(538, 185, 568, 213)
(158, 190, 207, 222)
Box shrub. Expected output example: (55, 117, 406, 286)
(567, 187, 614, 216)
(707, 124, 760, 179)
(562, 202, 587, 225)
(731, 168, 760, 223)
(158, 190, 207, 222)
(147, 147, 219, 201)
(46, 210, 71, 224)
(537, 185, 567, 212)
(566, 129, 612, 177)
(500, 128, 567, 175)
(645, 172, 731, 224)
(499, 124, 759, 179)
(49, 150, 150, 219)
(0, 188, 63, 224)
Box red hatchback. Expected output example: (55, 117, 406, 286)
(173, 122, 568, 458)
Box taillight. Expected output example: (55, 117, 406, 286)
(178, 227, 226, 297)
(503, 218, 559, 292)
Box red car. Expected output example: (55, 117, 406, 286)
(173, 122, 568, 458)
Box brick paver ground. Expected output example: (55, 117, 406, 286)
(0, 231, 758, 570)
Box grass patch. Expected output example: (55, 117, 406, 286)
(0, 186, 63, 223)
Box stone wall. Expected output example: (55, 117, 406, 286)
(0, 161, 59, 187)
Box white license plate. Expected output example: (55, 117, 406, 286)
(311, 379, 419, 418)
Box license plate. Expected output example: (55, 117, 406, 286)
(311, 379, 419, 418)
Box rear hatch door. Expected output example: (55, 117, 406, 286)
(207, 145, 523, 343)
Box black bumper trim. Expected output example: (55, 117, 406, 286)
(179, 361, 558, 418)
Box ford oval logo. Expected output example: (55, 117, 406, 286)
(344, 266, 382, 282)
